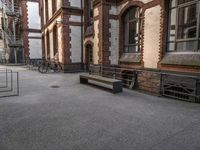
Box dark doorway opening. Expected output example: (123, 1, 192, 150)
(85, 44, 93, 72)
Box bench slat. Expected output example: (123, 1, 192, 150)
(80, 74, 123, 93)
(80, 74, 121, 84)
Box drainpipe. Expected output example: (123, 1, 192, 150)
(81, 0, 84, 71)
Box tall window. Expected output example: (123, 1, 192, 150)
(45, 0, 49, 22)
(87, 0, 93, 26)
(53, 26, 58, 55)
(124, 7, 141, 53)
(46, 31, 50, 59)
(167, 0, 200, 52)
(52, 0, 57, 14)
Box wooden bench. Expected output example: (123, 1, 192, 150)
(80, 74, 123, 93)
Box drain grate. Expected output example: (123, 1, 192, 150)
(50, 85, 60, 88)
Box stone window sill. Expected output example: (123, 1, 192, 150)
(120, 53, 141, 63)
(161, 53, 200, 67)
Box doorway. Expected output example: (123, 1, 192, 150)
(85, 44, 93, 72)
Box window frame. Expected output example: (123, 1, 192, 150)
(167, 0, 200, 52)
(123, 7, 141, 53)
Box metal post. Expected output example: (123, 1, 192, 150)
(17, 72, 19, 96)
(11, 70, 13, 91)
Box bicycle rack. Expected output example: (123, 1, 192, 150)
(0, 68, 19, 98)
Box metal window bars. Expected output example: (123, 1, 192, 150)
(160, 73, 200, 103)
(0, 68, 19, 98)
(89, 65, 138, 89)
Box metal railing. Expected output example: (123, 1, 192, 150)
(0, 68, 19, 98)
(25, 59, 43, 70)
(89, 64, 200, 103)
(89, 65, 138, 88)
(0, 0, 23, 64)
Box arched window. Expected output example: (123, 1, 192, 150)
(52, 0, 57, 14)
(123, 7, 141, 53)
(53, 26, 58, 56)
(46, 31, 50, 59)
(42, 35, 45, 59)
(45, 0, 49, 22)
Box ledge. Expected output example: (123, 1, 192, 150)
(120, 53, 141, 63)
(161, 53, 200, 67)
(84, 25, 94, 37)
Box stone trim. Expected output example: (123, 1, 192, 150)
(118, 1, 144, 67)
(21, 0, 30, 61)
(158, 0, 200, 73)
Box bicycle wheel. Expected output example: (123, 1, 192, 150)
(54, 63, 62, 72)
(38, 64, 48, 73)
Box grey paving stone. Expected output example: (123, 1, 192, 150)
(0, 66, 200, 150)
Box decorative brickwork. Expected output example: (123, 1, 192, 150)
(137, 71, 161, 95)
(21, 0, 30, 61)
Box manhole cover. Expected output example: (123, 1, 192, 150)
(50, 85, 60, 88)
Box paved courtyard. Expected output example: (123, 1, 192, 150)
(0, 66, 200, 150)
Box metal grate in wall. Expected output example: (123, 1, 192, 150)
(161, 73, 200, 103)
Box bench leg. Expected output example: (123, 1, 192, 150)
(80, 78, 88, 84)
(113, 82, 123, 93)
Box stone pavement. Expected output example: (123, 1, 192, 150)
(0, 66, 200, 150)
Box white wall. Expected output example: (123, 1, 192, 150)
(70, 26, 82, 63)
(109, 20, 119, 65)
(143, 5, 161, 68)
(93, 7, 99, 64)
(69, 0, 81, 8)
(27, 2, 41, 29)
(27, 1, 42, 59)
(29, 39, 42, 59)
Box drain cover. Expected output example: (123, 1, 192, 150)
(50, 85, 60, 88)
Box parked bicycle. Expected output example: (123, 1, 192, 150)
(38, 59, 62, 73)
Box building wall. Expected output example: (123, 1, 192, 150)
(0, 10, 4, 52)
(93, 7, 100, 64)
(27, 1, 42, 59)
(41, 0, 83, 71)
(143, 5, 161, 69)
(40, 0, 200, 73)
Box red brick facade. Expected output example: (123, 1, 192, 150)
(40, 0, 200, 95)
(21, 0, 41, 61)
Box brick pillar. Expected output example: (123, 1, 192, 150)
(61, 11, 71, 69)
(98, 1, 111, 65)
(62, 0, 70, 7)
(21, 0, 29, 61)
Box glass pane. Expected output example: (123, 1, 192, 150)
(124, 46, 129, 53)
(124, 11, 129, 23)
(125, 22, 129, 45)
(129, 45, 138, 53)
(168, 42, 176, 51)
(198, 40, 200, 51)
(176, 41, 198, 51)
(170, 0, 176, 8)
(129, 21, 138, 44)
(168, 9, 176, 41)
(129, 7, 140, 20)
(178, 0, 194, 5)
(177, 4, 198, 39)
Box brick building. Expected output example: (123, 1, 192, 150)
(40, 0, 200, 101)
(0, 0, 41, 63)
(21, 0, 42, 61)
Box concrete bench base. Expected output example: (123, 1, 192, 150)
(80, 74, 123, 93)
